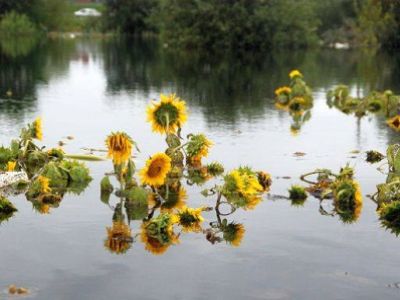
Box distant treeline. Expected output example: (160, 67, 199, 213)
(1, 0, 400, 50)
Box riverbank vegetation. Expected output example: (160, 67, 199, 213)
(0, 0, 399, 50)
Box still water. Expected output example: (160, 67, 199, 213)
(0, 38, 400, 299)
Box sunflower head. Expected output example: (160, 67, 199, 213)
(147, 94, 188, 134)
(289, 70, 303, 79)
(223, 167, 264, 209)
(105, 132, 133, 165)
(257, 171, 272, 192)
(222, 222, 245, 247)
(104, 221, 133, 255)
(387, 115, 400, 132)
(140, 153, 172, 187)
(173, 206, 204, 233)
(186, 134, 213, 163)
(333, 179, 363, 223)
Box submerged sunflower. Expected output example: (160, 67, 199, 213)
(223, 223, 245, 247)
(172, 206, 204, 233)
(147, 94, 188, 134)
(387, 115, 400, 132)
(32, 117, 43, 141)
(105, 132, 133, 165)
(140, 153, 171, 187)
(104, 221, 133, 255)
(333, 179, 363, 223)
(289, 69, 303, 79)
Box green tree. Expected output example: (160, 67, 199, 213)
(104, 0, 159, 34)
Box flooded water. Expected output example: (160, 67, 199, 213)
(0, 38, 400, 299)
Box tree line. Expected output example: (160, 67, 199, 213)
(0, 0, 399, 50)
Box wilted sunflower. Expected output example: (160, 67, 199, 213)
(333, 179, 363, 223)
(147, 94, 188, 134)
(289, 69, 303, 79)
(140, 214, 179, 255)
(379, 201, 400, 236)
(257, 171, 272, 192)
(105, 132, 133, 165)
(32, 117, 43, 141)
(186, 134, 213, 163)
(172, 206, 204, 233)
(223, 223, 245, 247)
(387, 115, 400, 132)
(140, 153, 171, 186)
(6, 161, 16, 172)
(104, 221, 133, 255)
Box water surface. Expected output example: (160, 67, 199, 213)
(0, 38, 400, 299)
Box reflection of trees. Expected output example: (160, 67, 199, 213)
(0, 38, 75, 123)
(102, 38, 400, 125)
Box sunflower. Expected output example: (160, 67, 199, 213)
(38, 176, 51, 194)
(231, 169, 263, 197)
(140, 214, 179, 255)
(257, 171, 272, 192)
(140, 153, 171, 186)
(105, 132, 133, 165)
(223, 223, 245, 247)
(274, 86, 292, 96)
(186, 134, 213, 163)
(387, 115, 400, 132)
(289, 69, 303, 79)
(147, 94, 188, 134)
(172, 206, 204, 233)
(104, 221, 133, 254)
(6, 161, 16, 172)
(32, 117, 43, 141)
(333, 179, 363, 223)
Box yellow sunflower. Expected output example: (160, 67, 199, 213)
(140, 153, 171, 186)
(147, 94, 188, 134)
(172, 206, 204, 233)
(6, 161, 16, 172)
(104, 221, 133, 255)
(223, 223, 245, 247)
(333, 179, 363, 222)
(38, 176, 51, 194)
(289, 69, 303, 79)
(387, 115, 400, 132)
(231, 169, 263, 197)
(274, 86, 292, 96)
(105, 132, 133, 165)
(33, 117, 43, 141)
